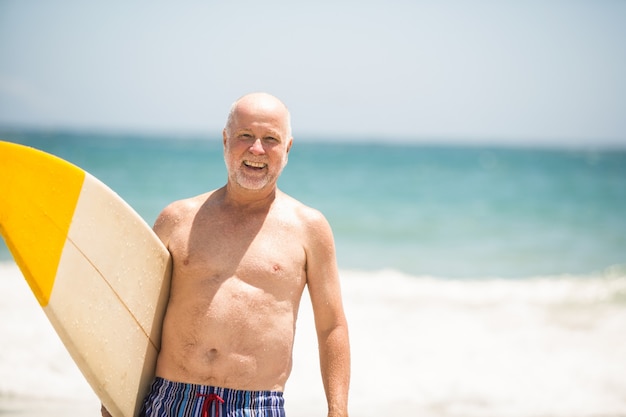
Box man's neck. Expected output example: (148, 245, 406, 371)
(222, 182, 278, 212)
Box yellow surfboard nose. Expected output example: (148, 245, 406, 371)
(0, 141, 85, 306)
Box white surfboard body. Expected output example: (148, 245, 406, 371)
(0, 141, 172, 417)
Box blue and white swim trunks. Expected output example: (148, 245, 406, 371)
(140, 377, 286, 417)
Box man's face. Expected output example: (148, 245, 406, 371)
(223, 99, 292, 191)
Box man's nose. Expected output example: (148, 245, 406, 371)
(249, 138, 265, 155)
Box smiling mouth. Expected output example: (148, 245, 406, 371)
(243, 160, 267, 169)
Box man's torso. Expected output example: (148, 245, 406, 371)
(155, 189, 310, 391)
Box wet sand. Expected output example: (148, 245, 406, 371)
(0, 397, 101, 416)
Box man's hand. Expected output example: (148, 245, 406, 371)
(101, 404, 112, 417)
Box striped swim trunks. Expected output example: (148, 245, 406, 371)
(139, 377, 286, 417)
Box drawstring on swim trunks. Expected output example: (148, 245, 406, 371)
(197, 393, 225, 417)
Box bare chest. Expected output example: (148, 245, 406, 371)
(168, 213, 307, 297)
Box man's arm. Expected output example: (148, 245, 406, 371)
(101, 404, 112, 417)
(305, 211, 350, 417)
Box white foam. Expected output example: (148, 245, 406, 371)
(290, 268, 626, 416)
(3, 261, 626, 416)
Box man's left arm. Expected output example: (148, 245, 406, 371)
(305, 212, 350, 417)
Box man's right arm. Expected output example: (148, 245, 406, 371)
(101, 404, 112, 417)
(100, 203, 180, 417)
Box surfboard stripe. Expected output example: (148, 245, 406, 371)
(0, 141, 85, 306)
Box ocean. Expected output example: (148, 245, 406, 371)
(1, 130, 626, 416)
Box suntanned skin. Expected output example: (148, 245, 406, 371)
(154, 187, 309, 391)
(102, 93, 350, 417)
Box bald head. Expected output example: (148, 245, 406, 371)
(225, 92, 292, 139)
(222, 92, 294, 191)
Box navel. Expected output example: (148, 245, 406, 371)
(205, 348, 219, 362)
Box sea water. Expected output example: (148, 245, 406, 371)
(1, 130, 625, 416)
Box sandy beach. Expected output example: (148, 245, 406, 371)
(3, 264, 626, 416)
(0, 397, 100, 417)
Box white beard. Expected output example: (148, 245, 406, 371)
(225, 153, 288, 191)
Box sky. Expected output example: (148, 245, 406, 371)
(1, 0, 625, 146)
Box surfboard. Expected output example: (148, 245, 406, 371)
(0, 140, 172, 417)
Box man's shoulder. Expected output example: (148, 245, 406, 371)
(276, 192, 336, 265)
(163, 190, 217, 214)
(276, 190, 329, 229)
(155, 190, 218, 227)
(153, 191, 219, 243)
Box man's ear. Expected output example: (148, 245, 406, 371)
(222, 129, 228, 148)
